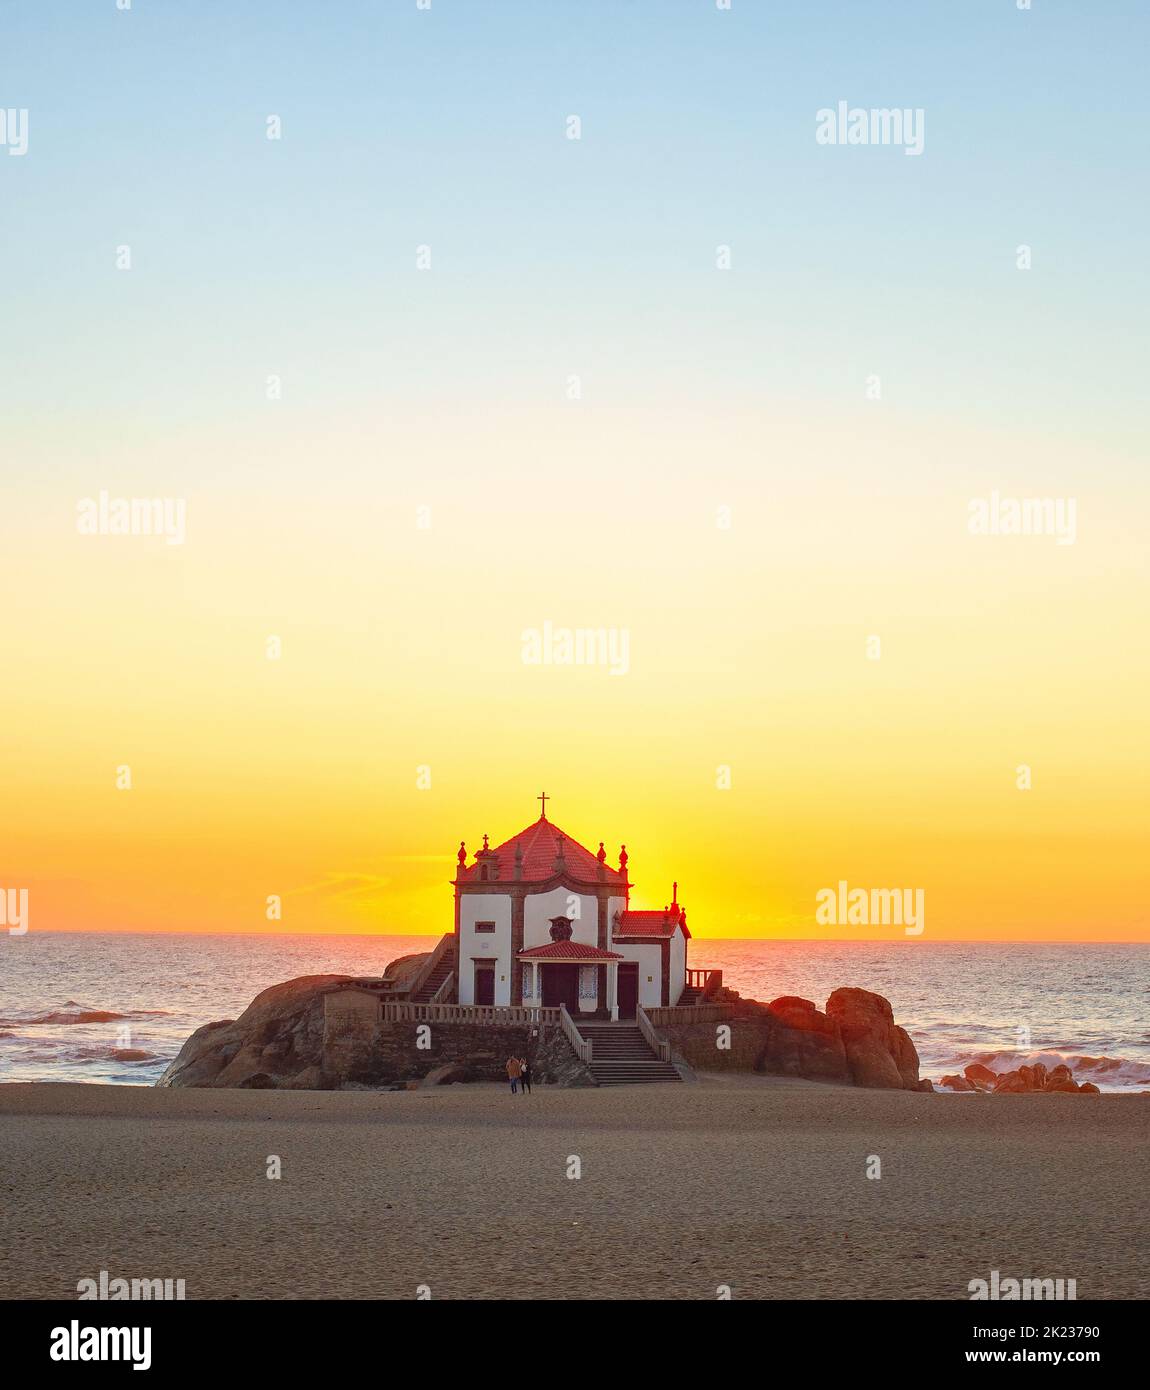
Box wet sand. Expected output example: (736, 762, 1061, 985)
(2, 1077, 1146, 1300)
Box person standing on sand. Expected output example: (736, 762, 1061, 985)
(506, 1055, 522, 1095)
(520, 1057, 533, 1095)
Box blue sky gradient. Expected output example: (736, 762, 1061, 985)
(4, 1, 1148, 439)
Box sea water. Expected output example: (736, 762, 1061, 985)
(1, 933, 1146, 1091)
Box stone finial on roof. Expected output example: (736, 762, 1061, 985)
(457, 841, 467, 866)
(597, 841, 606, 864)
(619, 844, 628, 874)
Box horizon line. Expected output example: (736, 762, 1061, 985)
(13, 930, 1148, 945)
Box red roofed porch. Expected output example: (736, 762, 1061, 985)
(518, 940, 628, 1018)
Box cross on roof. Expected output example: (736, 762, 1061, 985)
(537, 791, 549, 819)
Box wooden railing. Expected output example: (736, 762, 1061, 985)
(645, 1003, 725, 1027)
(381, 1002, 558, 1026)
(636, 1006, 671, 1062)
(559, 1003, 593, 1063)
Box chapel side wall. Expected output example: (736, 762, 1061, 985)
(458, 894, 513, 1005)
(612, 942, 663, 1008)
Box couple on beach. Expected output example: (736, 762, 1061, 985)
(506, 1055, 533, 1095)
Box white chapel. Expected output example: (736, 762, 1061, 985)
(452, 796, 692, 1020)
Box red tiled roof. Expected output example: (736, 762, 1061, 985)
(613, 908, 691, 941)
(517, 942, 623, 961)
(457, 816, 625, 885)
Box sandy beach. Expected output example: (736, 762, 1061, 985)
(2, 1075, 1147, 1301)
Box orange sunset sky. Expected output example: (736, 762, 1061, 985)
(3, 5, 1147, 944)
(4, 408, 1148, 943)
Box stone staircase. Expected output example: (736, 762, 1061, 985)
(578, 1022, 681, 1086)
(411, 939, 455, 1002)
(677, 983, 701, 1006)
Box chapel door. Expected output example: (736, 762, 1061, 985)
(617, 963, 639, 1019)
(474, 965, 495, 1006)
(542, 964, 579, 1012)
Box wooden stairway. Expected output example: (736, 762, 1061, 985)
(578, 1022, 681, 1086)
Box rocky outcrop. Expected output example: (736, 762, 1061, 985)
(157, 975, 339, 1089)
(825, 987, 923, 1090)
(759, 995, 850, 1083)
(419, 1063, 470, 1088)
(963, 1062, 998, 1088)
(659, 986, 929, 1091)
(936, 1060, 1101, 1094)
(157, 974, 595, 1091)
(159, 970, 926, 1094)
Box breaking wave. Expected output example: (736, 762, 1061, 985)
(932, 1048, 1150, 1093)
(0, 1001, 172, 1028)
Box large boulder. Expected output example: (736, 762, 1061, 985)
(420, 1062, 470, 1088)
(760, 996, 850, 1083)
(825, 988, 923, 1091)
(381, 952, 433, 990)
(157, 974, 351, 1089)
(664, 986, 925, 1090)
(964, 1062, 997, 1090)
